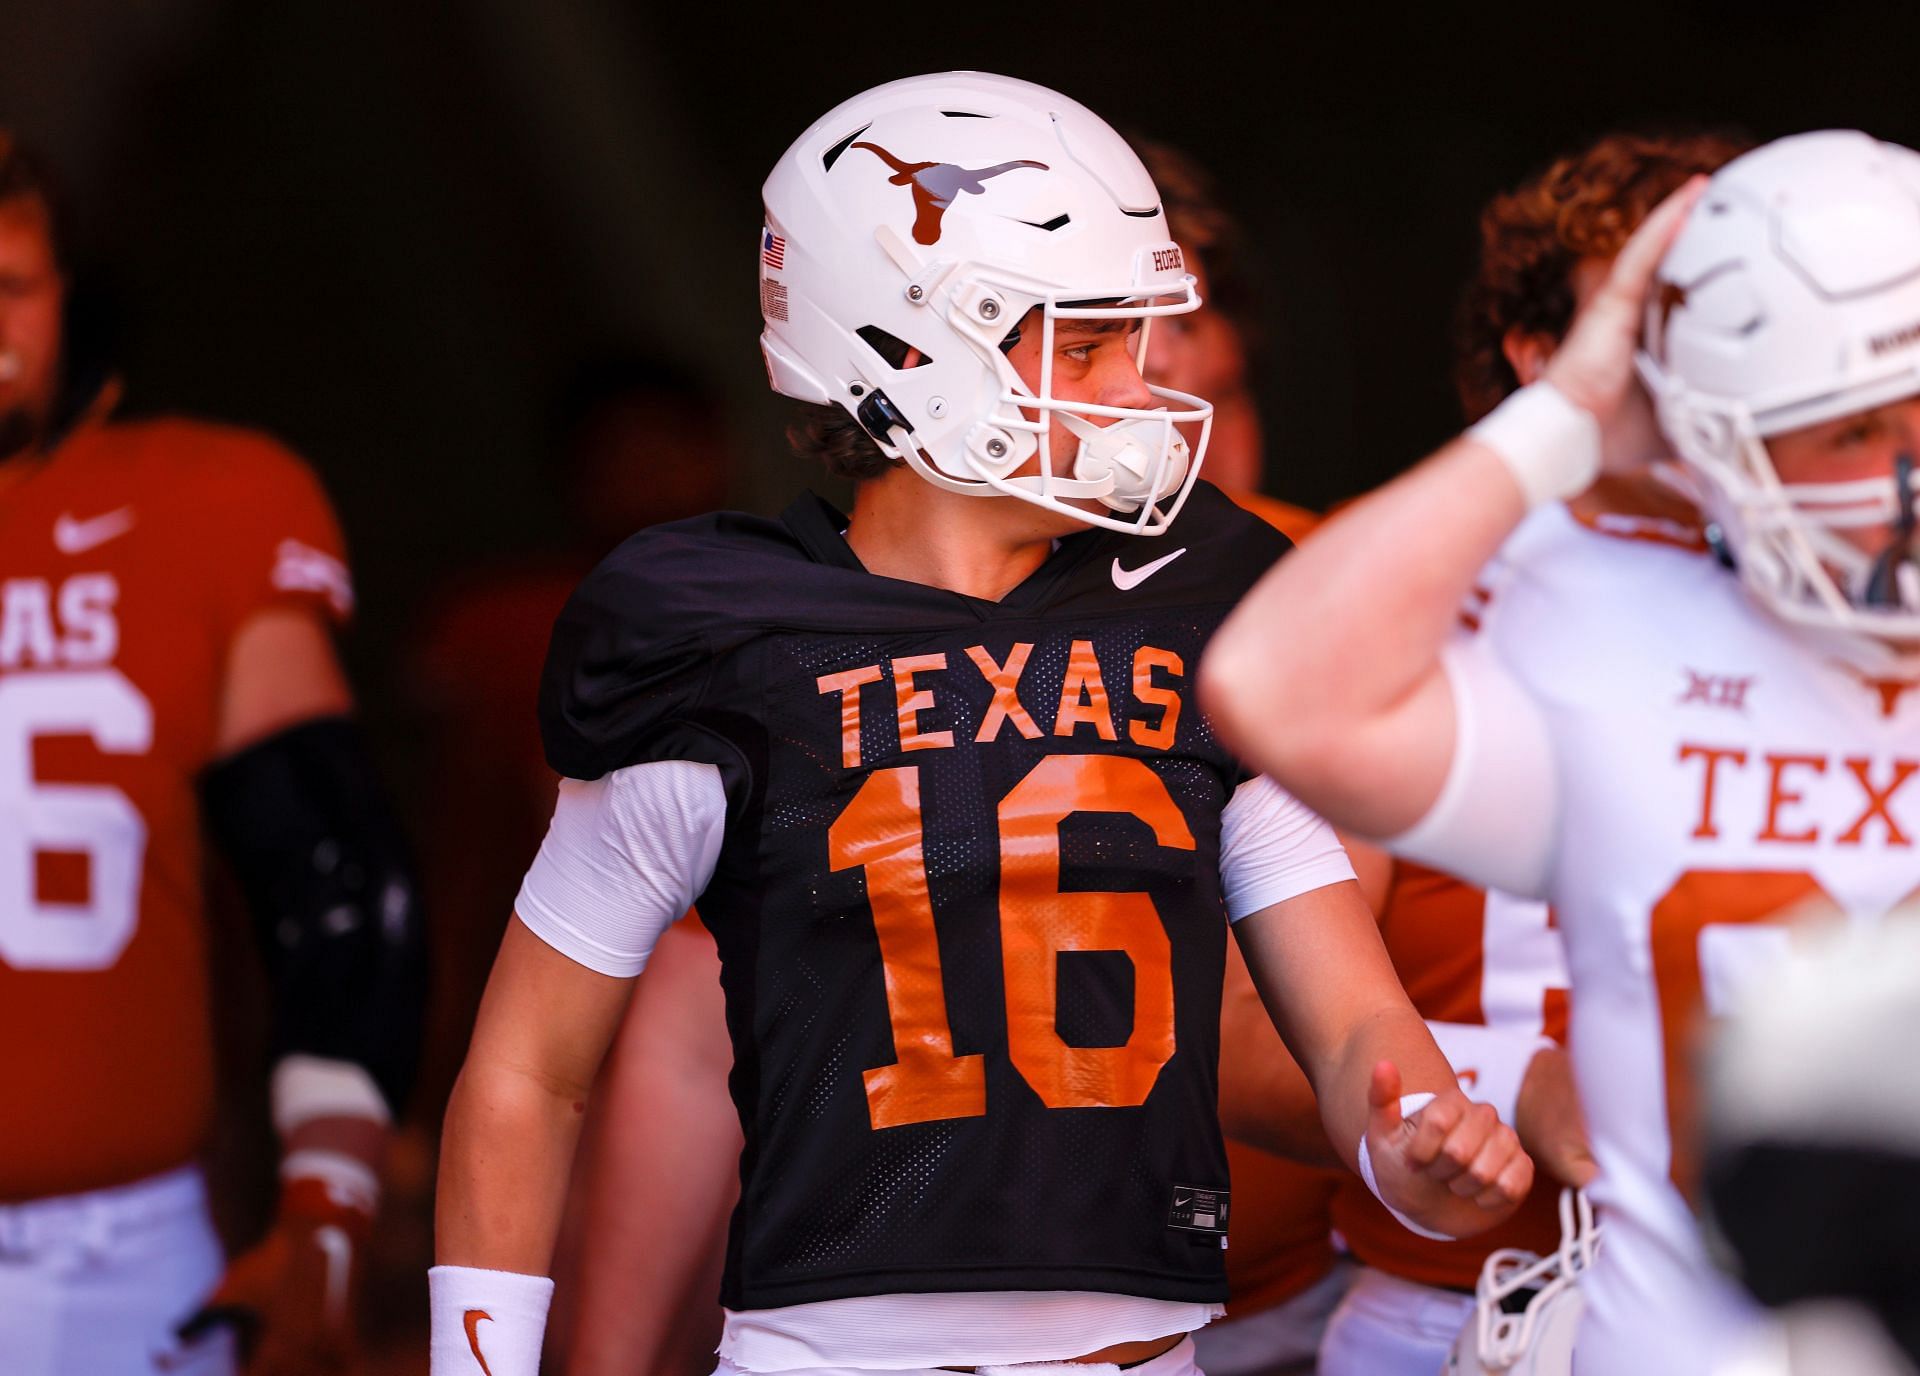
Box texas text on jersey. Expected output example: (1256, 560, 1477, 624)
(1417, 496, 1920, 1371)
(0, 384, 352, 1200)
(534, 480, 1286, 1310)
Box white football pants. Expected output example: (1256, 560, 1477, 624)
(711, 1333, 1203, 1376)
(1316, 1266, 1473, 1376)
(1190, 1260, 1352, 1376)
(0, 1164, 235, 1376)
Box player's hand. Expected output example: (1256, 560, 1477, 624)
(1514, 1044, 1598, 1189)
(177, 1179, 370, 1375)
(1543, 175, 1708, 473)
(1364, 1060, 1533, 1240)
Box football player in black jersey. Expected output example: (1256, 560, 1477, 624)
(429, 73, 1532, 1376)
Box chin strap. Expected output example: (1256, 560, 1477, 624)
(1056, 411, 1188, 512)
(1864, 451, 1920, 609)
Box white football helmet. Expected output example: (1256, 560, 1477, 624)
(759, 71, 1212, 535)
(1637, 130, 1920, 648)
(1446, 1189, 1601, 1376)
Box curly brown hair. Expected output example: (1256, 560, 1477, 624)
(0, 133, 72, 273)
(786, 402, 901, 482)
(1454, 129, 1751, 423)
(1135, 139, 1266, 355)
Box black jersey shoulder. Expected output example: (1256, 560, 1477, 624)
(1039, 480, 1293, 616)
(539, 485, 1291, 778)
(539, 503, 987, 778)
(539, 509, 806, 779)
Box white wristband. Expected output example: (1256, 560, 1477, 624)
(1356, 1091, 1456, 1242)
(272, 1054, 392, 1136)
(430, 1265, 553, 1376)
(1467, 382, 1603, 509)
(282, 1148, 381, 1215)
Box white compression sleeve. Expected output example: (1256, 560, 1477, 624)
(1383, 635, 1560, 900)
(514, 761, 727, 977)
(1219, 775, 1357, 920)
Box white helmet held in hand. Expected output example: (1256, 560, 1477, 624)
(1638, 130, 1920, 646)
(1446, 1189, 1601, 1376)
(759, 71, 1212, 535)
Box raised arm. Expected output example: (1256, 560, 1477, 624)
(1198, 179, 1706, 840)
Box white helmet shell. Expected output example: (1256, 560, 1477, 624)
(759, 71, 1211, 535)
(1638, 130, 1920, 648)
(1446, 1189, 1600, 1376)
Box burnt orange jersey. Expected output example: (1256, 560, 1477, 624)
(1216, 488, 1342, 1317)
(1224, 489, 1320, 546)
(1329, 863, 1570, 1290)
(1222, 1140, 1339, 1314)
(0, 394, 351, 1200)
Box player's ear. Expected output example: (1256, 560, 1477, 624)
(1501, 325, 1555, 388)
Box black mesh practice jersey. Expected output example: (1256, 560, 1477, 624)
(540, 481, 1290, 1309)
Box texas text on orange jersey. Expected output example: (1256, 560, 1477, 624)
(0, 391, 351, 1201)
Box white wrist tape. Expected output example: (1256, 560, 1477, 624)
(273, 1054, 392, 1136)
(1467, 382, 1603, 509)
(430, 1265, 553, 1376)
(1356, 1091, 1456, 1242)
(282, 1148, 381, 1215)
(1426, 1022, 1558, 1128)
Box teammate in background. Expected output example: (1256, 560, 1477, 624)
(1135, 137, 1349, 1376)
(402, 360, 736, 1375)
(0, 134, 424, 1375)
(1316, 131, 1747, 1376)
(1134, 141, 1315, 544)
(434, 73, 1531, 1376)
(1203, 131, 1920, 1375)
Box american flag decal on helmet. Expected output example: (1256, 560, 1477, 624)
(762, 228, 786, 271)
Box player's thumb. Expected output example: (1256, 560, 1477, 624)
(1366, 1059, 1404, 1140)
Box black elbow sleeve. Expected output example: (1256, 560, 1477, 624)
(199, 716, 427, 1117)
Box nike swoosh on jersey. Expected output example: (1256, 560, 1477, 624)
(464, 1309, 495, 1376)
(54, 507, 136, 554)
(1110, 547, 1187, 590)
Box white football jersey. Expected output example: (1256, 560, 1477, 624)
(1398, 501, 1920, 1376)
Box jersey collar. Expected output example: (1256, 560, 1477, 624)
(781, 491, 1103, 615)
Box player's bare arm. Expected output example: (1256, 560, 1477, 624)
(1215, 940, 1335, 1166)
(438, 917, 635, 1273)
(191, 593, 426, 1375)
(431, 919, 634, 1374)
(1197, 180, 1706, 839)
(1233, 884, 1532, 1239)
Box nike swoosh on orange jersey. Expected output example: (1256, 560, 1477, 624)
(464, 1309, 495, 1376)
(53, 506, 136, 554)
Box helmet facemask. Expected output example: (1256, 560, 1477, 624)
(759, 72, 1217, 537)
(1633, 130, 1920, 654)
(865, 277, 1213, 536)
(1643, 353, 1920, 646)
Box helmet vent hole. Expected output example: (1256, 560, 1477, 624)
(941, 110, 991, 118)
(856, 325, 931, 369)
(1019, 213, 1072, 232)
(821, 124, 873, 171)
